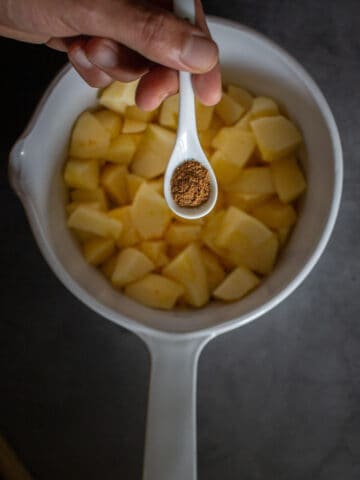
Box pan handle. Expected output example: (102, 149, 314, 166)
(140, 333, 212, 480)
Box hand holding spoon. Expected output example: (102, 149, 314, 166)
(163, 0, 218, 220)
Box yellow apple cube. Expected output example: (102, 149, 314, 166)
(215, 207, 278, 274)
(94, 110, 122, 139)
(139, 241, 169, 268)
(131, 183, 171, 239)
(235, 112, 252, 131)
(72, 229, 98, 243)
(68, 205, 123, 239)
(215, 207, 279, 275)
(250, 115, 303, 162)
(101, 253, 118, 279)
(125, 274, 184, 310)
(125, 104, 156, 122)
(210, 113, 225, 129)
(227, 85, 254, 111)
(165, 223, 201, 247)
(247, 234, 279, 275)
(159, 94, 178, 129)
(201, 210, 227, 257)
(173, 215, 204, 226)
(128, 134, 143, 147)
(277, 226, 292, 246)
(224, 192, 273, 212)
(111, 247, 154, 287)
(252, 198, 297, 229)
(108, 206, 140, 247)
(64, 158, 99, 190)
(211, 128, 256, 167)
(69, 112, 111, 159)
(250, 97, 279, 119)
(225, 167, 275, 195)
(99, 80, 138, 113)
(196, 100, 214, 131)
(147, 178, 164, 196)
(213, 267, 260, 301)
(66, 201, 100, 216)
(101, 164, 129, 205)
(163, 243, 209, 307)
(270, 156, 306, 202)
(126, 173, 145, 202)
(83, 237, 115, 266)
(103, 134, 136, 165)
(199, 129, 217, 148)
(131, 124, 176, 178)
(215, 92, 245, 125)
(71, 187, 108, 210)
(122, 118, 147, 134)
(215, 206, 273, 252)
(210, 150, 242, 187)
(201, 249, 226, 291)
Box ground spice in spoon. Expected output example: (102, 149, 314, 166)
(171, 160, 211, 208)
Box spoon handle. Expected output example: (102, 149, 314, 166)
(174, 0, 198, 142)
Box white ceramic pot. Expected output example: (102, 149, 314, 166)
(9, 18, 342, 480)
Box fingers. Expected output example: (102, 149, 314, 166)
(193, 65, 222, 105)
(68, 39, 113, 88)
(135, 0, 221, 109)
(135, 64, 221, 110)
(194, 0, 211, 34)
(57, 1, 221, 106)
(136, 66, 179, 111)
(84, 38, 151, 83)
(46, 37, 77, 52)
(66, 0, 218, 73)
(192, 0, 222, 105)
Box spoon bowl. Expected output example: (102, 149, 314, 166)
(163, 0, 218, 220)
(163, 123, 218, 220)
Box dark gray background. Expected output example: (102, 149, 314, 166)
(1, 1, 359, 478)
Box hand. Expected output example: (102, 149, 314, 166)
(0, 0, 221, 110)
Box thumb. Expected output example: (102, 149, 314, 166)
(67, 0, 219, 73)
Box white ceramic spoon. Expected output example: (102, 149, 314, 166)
(163, 0, 218, 220)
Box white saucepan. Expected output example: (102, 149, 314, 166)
(8, 18, 343, 480)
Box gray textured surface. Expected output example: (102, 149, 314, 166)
(0, 1, 359, 479)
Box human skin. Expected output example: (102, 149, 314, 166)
(0, 0, 221, 110)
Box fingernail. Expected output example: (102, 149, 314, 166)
(70, 47, 93, 70)
(89, 43, 118, 69)
(181, 35, 218, 71)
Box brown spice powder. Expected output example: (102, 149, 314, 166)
(171, 160, 211, 208)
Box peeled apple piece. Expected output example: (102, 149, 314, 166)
(111, 247, 154, 287)
(68, 206, 123, 240)
(69, 112, 110, 159)
(227, 85, 254, 111)
(125, 274, 184, 310)
(64, 158, 99, 190)
(83, 238, 115, 266)
(250, 97, 279, 119)
(131, 124, 176, 179)
(214, 267, 260, 301)
(250, 115, 302, 162)
(99, 80, 138, 113)
(94, 110, 122, 139)
(215, 92, 245, 125)
(131, 183, 172, 240)
(270, 156, 306, 202)
(212, 128, 256, 168)
(163, 243, 209, 308)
